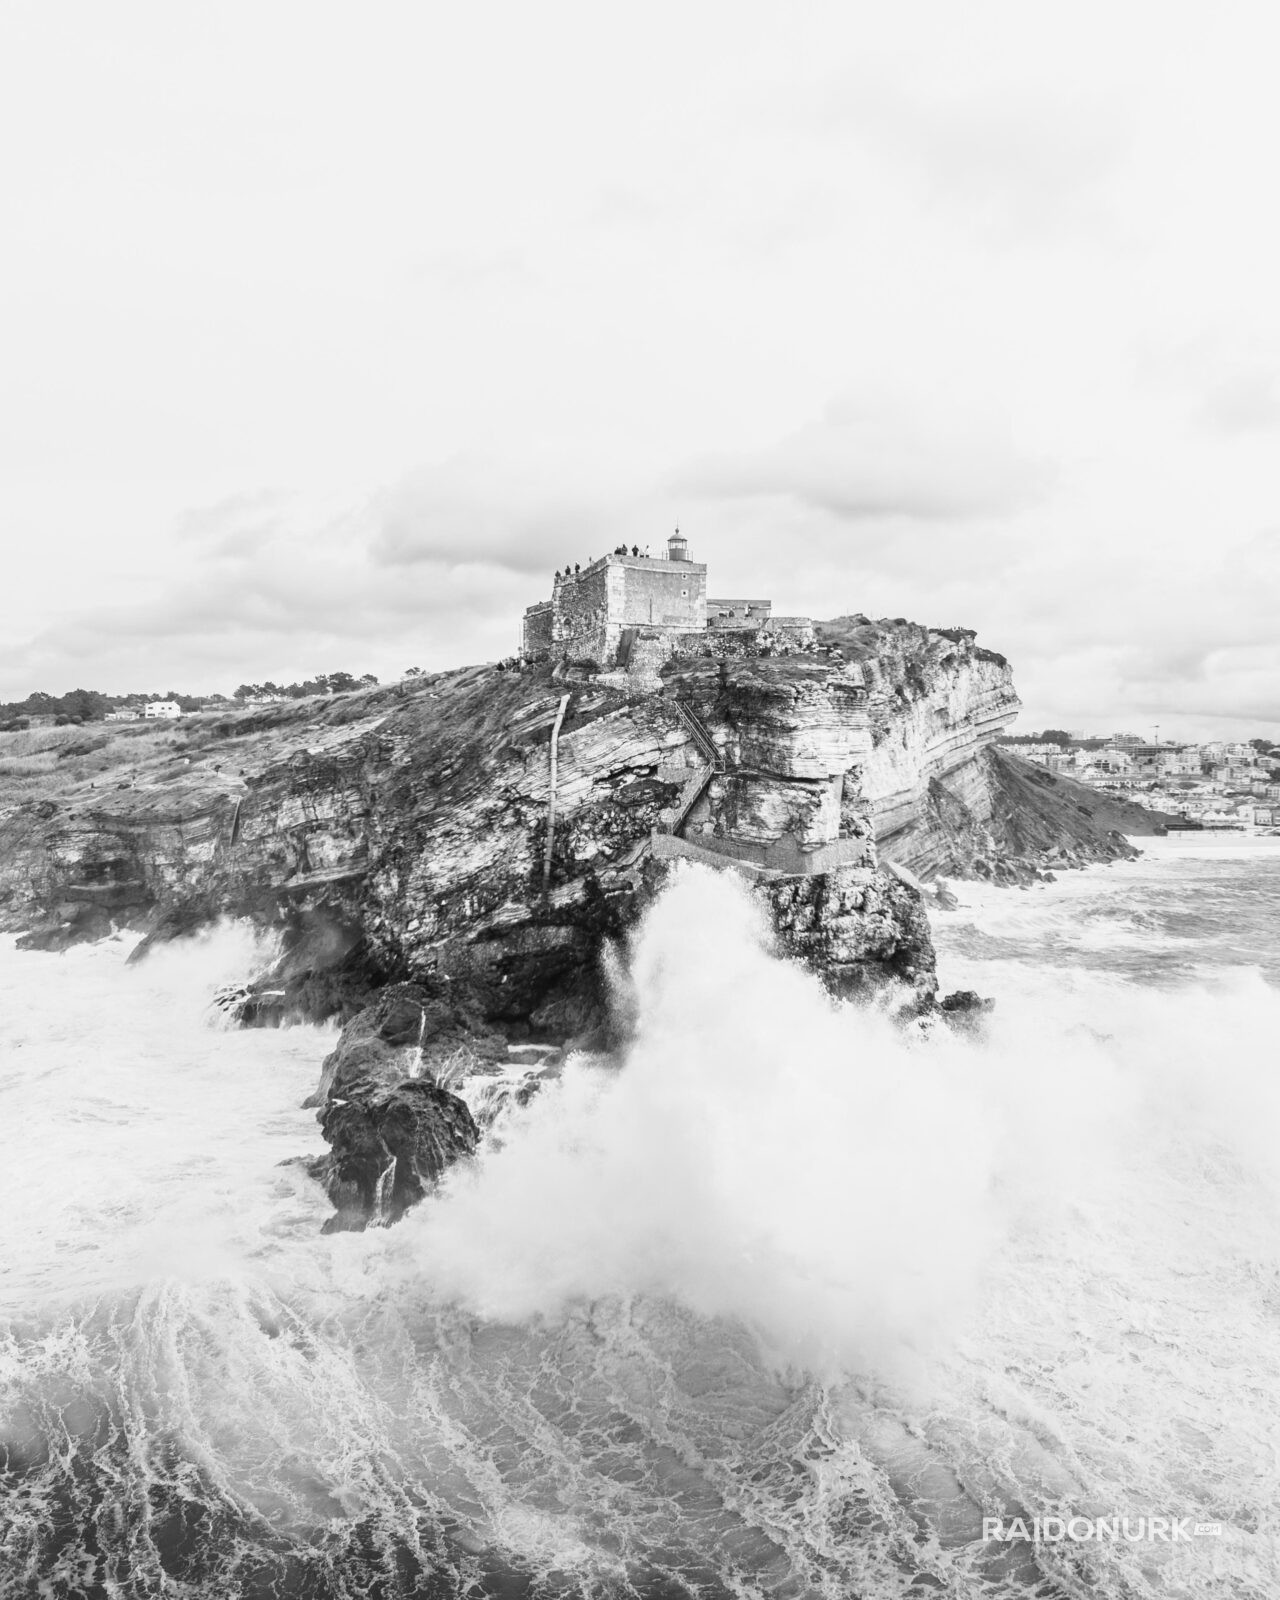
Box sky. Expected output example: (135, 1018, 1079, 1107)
(1, 1, 1278, 738)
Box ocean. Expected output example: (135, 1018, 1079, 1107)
(1, 837, 1278, 1598)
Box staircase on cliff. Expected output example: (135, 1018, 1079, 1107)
(662, 699, 724, 837)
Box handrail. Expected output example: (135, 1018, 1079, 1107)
(659, 700, 724, 838)
(673, 699, 723, 770)
(542, 693, 572, 888)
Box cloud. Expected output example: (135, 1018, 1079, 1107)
(811, 76, 1131, 240)
(408, 248, 537, 295)
(673, 394, 1050, 524)
(984, 521, 1280, 738)
(0, 490, 540, 694)
(170, 489, 298, 557)
(1141, 334, 1280, 436)
(368, 455, 666, 575)
(1, 401, 1047, 699)
(1199, 368, 1280, 435)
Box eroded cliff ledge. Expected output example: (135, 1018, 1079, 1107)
(816, 617, 1172, 883)
(0, 618, 1166, 1038)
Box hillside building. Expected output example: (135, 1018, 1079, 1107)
(522, 532, 707, 668)
(521, 531, 808, 673)
(144, 701, 181, 719)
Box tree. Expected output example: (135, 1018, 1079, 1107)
(358, 673, 379, 688)
(326, 671, 358, 693)
(404, 666, 424, 678)
(62, 688, 110, 722)
(1040, 729, 1074, 745)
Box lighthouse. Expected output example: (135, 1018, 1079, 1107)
(667, 527, 689, 563)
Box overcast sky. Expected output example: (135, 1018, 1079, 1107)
(2, 2, 1278, 737)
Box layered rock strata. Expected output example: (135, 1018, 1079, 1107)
(817, 617, 1173, 882)
(0, 619, 1166, 1035)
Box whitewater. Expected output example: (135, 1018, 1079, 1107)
(2, 839, 1279, 1598)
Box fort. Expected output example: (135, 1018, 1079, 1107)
(515, 530, 871, 889)
(521, 531, 814, 681)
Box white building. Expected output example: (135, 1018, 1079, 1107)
(1221, 763, 1267, 786)
(1012, 742, 1072, 766)
(144, 701, 182, 720)
(1158, 750, 1204, 776)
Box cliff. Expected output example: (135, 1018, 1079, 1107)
(0, 619, 1166, 1036)
(816, 617, 1174, 883)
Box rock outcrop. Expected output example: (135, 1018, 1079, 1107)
(313, 1079, 479, 1233)
(302, 981, 507, 1108)
(0, 618, 1164, 1037)
(302, 982, 490, 1231)
(764, 864, 936, 1004)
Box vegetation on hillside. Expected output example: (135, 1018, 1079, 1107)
(0, 668, 502, 813)
(0, 671, 385, 731)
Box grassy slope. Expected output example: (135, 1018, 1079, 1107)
(989, 747, 1179, 842)
(0, 676, 467, 815)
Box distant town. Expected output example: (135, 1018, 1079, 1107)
(1001, 730, 1280, 830)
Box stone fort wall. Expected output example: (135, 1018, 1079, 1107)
(611, 558, 707, 632)
(671, 616, 815, 660)
(533, 554, 708, 667)
(708, 598, 772, 629)
(552, 564, 612, 664)
(523, 552, 819, 670)
(521, 600, 554, 660)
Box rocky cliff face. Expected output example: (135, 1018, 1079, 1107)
(816, 617, 1171, 883)
(0, 618, 1163, 1038)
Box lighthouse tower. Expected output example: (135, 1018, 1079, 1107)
(666, 527, 689, 562)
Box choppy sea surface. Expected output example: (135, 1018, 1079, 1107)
(2, 838, 1279, 1598)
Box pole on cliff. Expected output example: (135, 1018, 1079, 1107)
(543, 693, 572, 890)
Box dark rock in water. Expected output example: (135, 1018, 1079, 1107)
(938, 988, 996, 1033)
(303, 981, 507, 1109)
(765, 865, 938, 1008)
(15, 903, 114, 952)
(235, 908, 394, 1027)
(301, 982, 501, 1230)
(312, 1078, 479, 1232)
(313, 1036, 405, 1104)
(125, 902, 219, 963)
